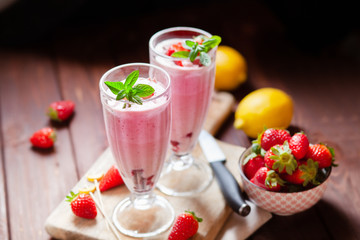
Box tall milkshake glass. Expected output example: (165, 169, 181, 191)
(99, 63, 174, 237)
(149, 27, 218, 196)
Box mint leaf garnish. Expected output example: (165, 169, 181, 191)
(107, 82, 124, 95)
(171, 35, 221, 66)
(200, 52, 211, 66)
(104, 70, 155, 108)
(124, 70, 139, 87)
(171, 51, 190, 58)
(133, 84, 155, 97)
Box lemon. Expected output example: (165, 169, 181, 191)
(234, 88, 293, 138)
(215, 46, 247, 91)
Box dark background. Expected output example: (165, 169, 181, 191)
(1, 0, 359, 56)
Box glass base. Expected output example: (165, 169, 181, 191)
(112, 194, 174, 238)
(157, 153, 214, 196)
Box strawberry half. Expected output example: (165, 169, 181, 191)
(281, 159, 319, 186)
(166, 42, 190, 67)
(99, 165, 124, 192)
(166, 42, 189, 56)
(264, 141, 298, 174)
(289, 132, 309, 160)
(168, 211, 202, 240)
(243, 153, 265, 180)
(29, 127, 56, 149)
(260, 128, 291, 151)
(306, 143, 336, 168)
(250, 167, 285, 192)
(47, 100, 75, 122)
(66, 191, 97, 219)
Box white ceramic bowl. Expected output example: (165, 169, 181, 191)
(239, 147, 332, 216)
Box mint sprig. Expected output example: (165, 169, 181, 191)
(104, 70, 155, 108)
(171, 35, 221, 66)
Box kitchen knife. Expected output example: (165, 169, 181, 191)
(199, 130, 251, 216)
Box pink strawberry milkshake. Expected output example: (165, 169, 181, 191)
(99, 63, 174, 237)
(150, 32, 216, 155)
(149, 27, 217, 196)
(100, 66, 171, 193)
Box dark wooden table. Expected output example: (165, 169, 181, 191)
(1, 0, 359, 239)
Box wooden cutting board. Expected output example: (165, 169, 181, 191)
(44, 91, 271, 240)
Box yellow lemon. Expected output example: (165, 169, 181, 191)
(234, 88, 293, 138)
(215, 45, 247, 90)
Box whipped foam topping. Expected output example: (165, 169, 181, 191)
(105, 77, 168, 111)
(154, 38, 201, 68)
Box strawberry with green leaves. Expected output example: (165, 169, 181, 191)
(47, 100, 75, 122)
(281, 159, 319, 186)
(250, 167, 285, 192)
(99, 165, 124, 192)
(243, 153, 265, 180)
(168, 211, 202, 240)
(66, 191, 97, 219)
(306, 143, 336, 168)
(30, 127, 56, 149)
(289, 132, 309, 160)
(258, 128, 291, 151)
(264, 141, 298, 174)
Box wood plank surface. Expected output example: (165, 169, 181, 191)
(0, 49, 79, 239)
(53, 28, 116, 176)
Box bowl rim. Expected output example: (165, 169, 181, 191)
(238, 147, 332, 194)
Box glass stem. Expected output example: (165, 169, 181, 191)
(170, 152, 194, 170)
(130, 191, 155, 210)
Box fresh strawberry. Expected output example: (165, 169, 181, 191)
(281, 159, 319, 186)
(243, 153, 265, 180)
(250, 167, 284, 192)
(29, 127, 56, 149)
(168, 211, 202, 240)
(174, 61, 184, 66)
(260, 128, 291, 151)
(66, 191, 97, 219)
(306, 143, 336, 168)
(289, 132, 309, 160)
(264, 141, 298, 174)
(99, 165, 124, 192)
(47, 100, 75, 122)
(166, 42, 189, 56)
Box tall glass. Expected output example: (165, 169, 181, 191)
(99, 63, 174, 237)
(149, 27, 217, 196)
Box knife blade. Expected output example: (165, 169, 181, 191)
(199, 130, 250, 216)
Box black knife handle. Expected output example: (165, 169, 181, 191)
(210, 161, 251, 216)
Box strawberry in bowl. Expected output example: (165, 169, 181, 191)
(239, 128, 336, 215)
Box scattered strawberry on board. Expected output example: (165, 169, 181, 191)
(168, 211, 202, 240)
(66, 191, 97, 219)
(99, 165, 124, 192)
(243, 128, 337, 192)
(47, 100, 75, 122)
(29, 127, 56, 149)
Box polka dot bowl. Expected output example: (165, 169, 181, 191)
(239, 147, 332, 216)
